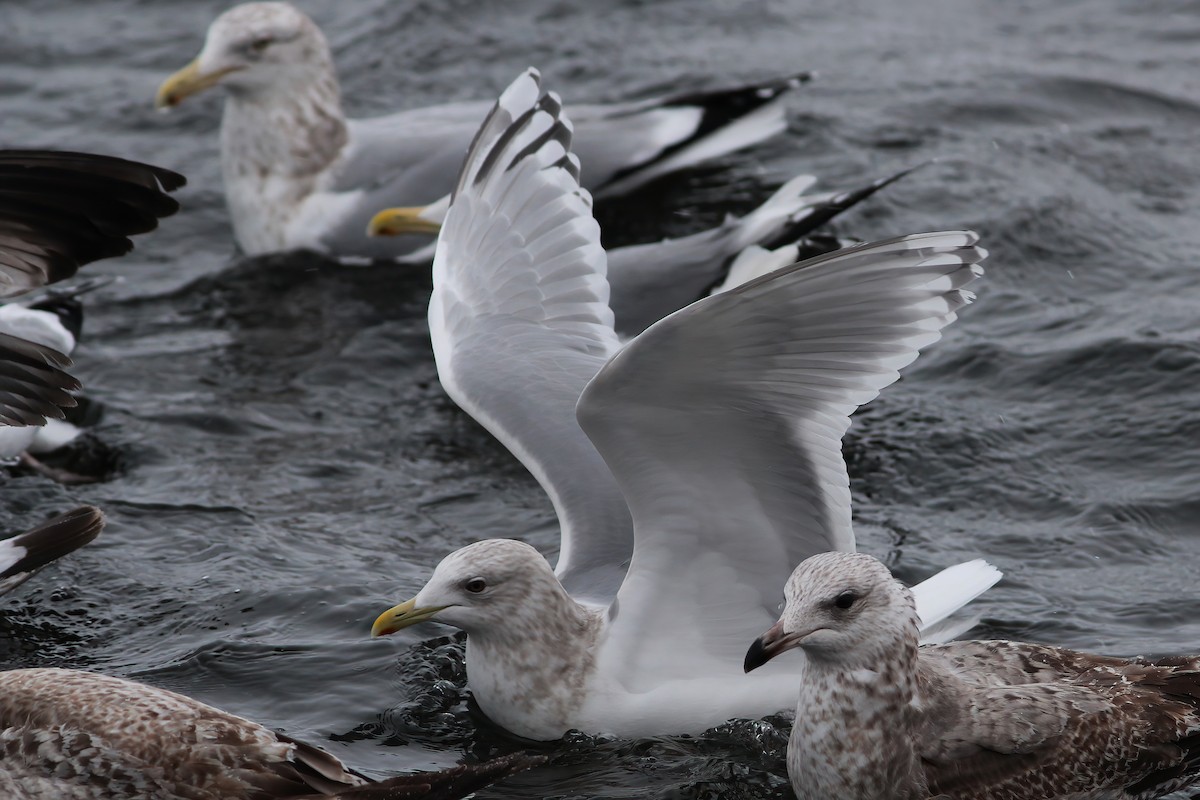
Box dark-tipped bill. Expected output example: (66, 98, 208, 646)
(371, 597, 446, 637)
(366, 207, 443, 237)
(744, 620, 800, 673)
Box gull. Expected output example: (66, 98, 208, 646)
(154, 2, 829, 266)
(369, 69, 1001, 741)
(744, 552, 1200, 800)
(0, 509, 544, 799)
(0, 150, 184, 426)
(0, 669, 543, 799)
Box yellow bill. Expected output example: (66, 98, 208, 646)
(155, 60, 241, 110)
(366, 206, 444, 237)
(371, 597, 446, 637)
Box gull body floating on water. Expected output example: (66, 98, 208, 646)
(155, 2, 823, 266)
(371, 69, 1001, 741)
(0, 510, 543, 798)
(0, 670, 542, 799)
(0, 150, 184, 426)
(746, 552, 1200, 800)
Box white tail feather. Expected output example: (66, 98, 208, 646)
(911, 559, 1002, 638)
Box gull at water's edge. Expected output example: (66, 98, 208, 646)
(746, 552, 1200, 800)
(370, 68, 1001, 741)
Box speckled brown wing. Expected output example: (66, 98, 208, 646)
(0, 669, 544, 799)
(922, 640, 1133, 688)
(0, 150, 184, 297)
(0, 669, 368, 799)
(916, 646, 1200, 800)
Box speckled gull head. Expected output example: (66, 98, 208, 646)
(744, 552, 919, 672)
(373, 540, 573, 639)
(156, 2, 331, 107)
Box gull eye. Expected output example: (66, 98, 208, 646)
(464, 577, 487, 594)
(834, 591, 858, 610)
(248, 36, 273, 54)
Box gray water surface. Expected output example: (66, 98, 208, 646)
(1, 0, 1199, 797)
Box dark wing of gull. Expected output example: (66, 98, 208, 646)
(0, 330, 79, 425)
(0, 669, 542, 799)
(0, 150, 184, 425)
(917, 644, 1200, 799)
(577, 233, 984, 688)
(0, 505, 103, 596)
(427, 69, 630, 605)
(0, 150, 184, 296)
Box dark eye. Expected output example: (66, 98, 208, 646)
(834, 591, 857, 610)
(249, 36, 273, 53)
(464, 577, 487, 594)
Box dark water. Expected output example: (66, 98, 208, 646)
(1, 0, 1199, 796)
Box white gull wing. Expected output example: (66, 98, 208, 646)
(578, 232, 986, 688)
(429, 70, 631, 603)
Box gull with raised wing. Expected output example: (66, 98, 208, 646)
(745, 552, 1200, 800)
(370, 70, 1001, 740)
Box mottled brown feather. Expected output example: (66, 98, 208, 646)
(0, 669, 541, 799)
(917, 643, 1200, 799)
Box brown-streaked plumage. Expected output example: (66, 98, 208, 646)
(0, 509, 543, 798)
(745, 552, 1200, 800)
(0, 150, 184, 427)
(0, 668, 542, 799)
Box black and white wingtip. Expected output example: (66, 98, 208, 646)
(757, 163, 930, 252)
(595, 70, 812, 199)
(453, 69, 582, 206)
(0, 331, 80, 427)
(0, 505, 103, 597)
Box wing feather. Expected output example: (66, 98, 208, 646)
(579, 233, 984, 686)
(429, 70, 630, 603)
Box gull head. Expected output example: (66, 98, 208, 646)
(744, 552, 918, 672)
(372, 539, 568, 639)
(156, 2, 333, 109)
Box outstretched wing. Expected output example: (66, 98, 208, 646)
(0, 150, 183, 296)
(579, 233, 984, 685)
(428, 69, 630, 603)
